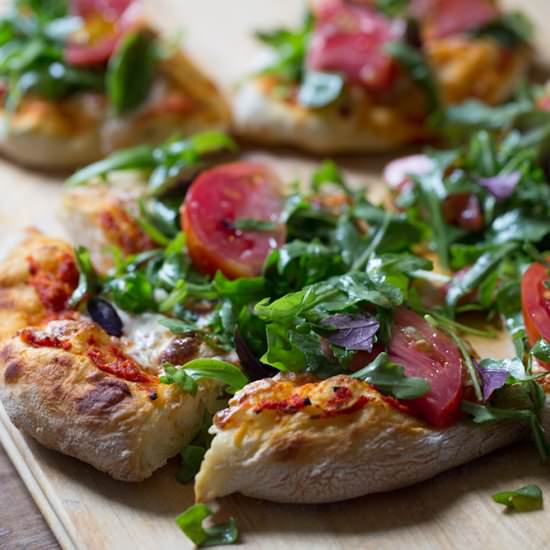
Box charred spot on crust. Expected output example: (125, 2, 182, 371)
(0, 344, 13, 363)
(77, 379, 131, 415)
(4, 360, 22, 384)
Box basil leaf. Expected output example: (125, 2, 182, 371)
(492, 485, 543, 512)
(321, 313, 380, 352)
(233, 218, 278, 232)
(176, 503, 238, 547)
(351, 352, 430, 400)
(298, 71, 344, 109)
(477, 357, 527, 402)
(107, 30, 157, 115)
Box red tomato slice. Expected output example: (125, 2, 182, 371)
(521, 262, 550, 369)
(442, 193, 483, 232)
(411, 0, 499, 39)
(65, 0, 140, 66)
(388, 307, 463, 427)
(181, 162, 287, 279)
(307, 0, 403, 91)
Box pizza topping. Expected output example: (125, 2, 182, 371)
(19, 328, 72, 351)
(87, 297, 124, 337)
(65, 0, 141, 67)
(307, 0, 403, 91)
(388, 308, 463, 427)
(521, 262, 550, 361)
(411, 0, 500, 39)
(182, 162, 286, 279)
(87, 342, 152, 383)
(28, 253, 80, 313)
(383, 154, 435, 190)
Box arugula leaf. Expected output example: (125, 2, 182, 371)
(492, 485, 543, 512)
(69, 246, 99, 308)
(489, 211, 550, 245)
(531, 339, 550, 363)
(375, 0, 409, 17)
(108, 272, 156, 313)
(255, 13, 313, 83)
(176, 504, 238, 547)
(311, 160, 349, 194)
(351, 352, 430, 399)
(65, 145, 156, 187)
(297, 71, 344, 109)
(386, 41, 439, 111)
(175, 444, 206, 484)
(181, 359, 248, 394)
(473, 12, 533, 47)
(446, 242, 519, 309)
(107, 30, 157, 115)
(160, 364, 198, 395)
(233, 218, 278, 232)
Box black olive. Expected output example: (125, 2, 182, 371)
(234, 329, 277, 381)
(87, 298, 124, 337)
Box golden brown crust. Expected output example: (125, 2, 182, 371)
(195, 373, 529, 503)
(0, 231, 78, 343)
(0, 318, 216, 481)
(233, 38, 529, 153)
(61, 180, 153, 272)
(0, 36, 230, 170)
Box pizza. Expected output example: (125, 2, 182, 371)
(233, 0, 532, 153)
(0, 0, 229, 169)
(2, 105, 550, 543)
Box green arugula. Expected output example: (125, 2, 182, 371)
(492, 485, 543, 512)
(176, 504, 238, 547)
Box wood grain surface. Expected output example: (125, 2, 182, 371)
(1, 1, 550, 549)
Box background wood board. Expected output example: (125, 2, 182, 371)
(1, 0, 550, 548)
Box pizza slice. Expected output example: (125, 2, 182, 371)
(0, 0, 229, 169)
(233, 0, 532, 153)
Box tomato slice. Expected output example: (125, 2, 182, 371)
(307, 0, 403, 91)
(521, 262, 550, 368)
(181, 162, 286, 279)
(65, 0, 140, 66)
(388, 307, 463, 427)
(411, 0, 499, 39)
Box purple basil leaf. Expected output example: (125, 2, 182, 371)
(475, 357, 525, 402)
(478, 172, 520, 201)
(321, 313, 380, 351)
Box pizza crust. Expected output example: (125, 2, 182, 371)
(0, 319, 218, 481)
(0, 48, 230, 170)
(233, 39, 530, 154)
(195, 373, 540, 504)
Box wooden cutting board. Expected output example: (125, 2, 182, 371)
(2, 1, 550, 548)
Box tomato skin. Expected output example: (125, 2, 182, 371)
(388, 307, 463, 427)
(522, 262, 550, 369)
(307, 0, 402, 91)
(65, 0, 140, 66)
(442, 193, 483, 232)
(182, 162, 286, 279)
(411, 0, 499, 39)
